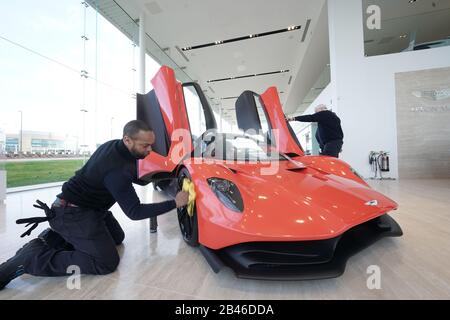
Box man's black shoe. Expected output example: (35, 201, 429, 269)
(0, 238, 46, 290)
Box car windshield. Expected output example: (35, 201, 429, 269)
(195, 133, 286, 161)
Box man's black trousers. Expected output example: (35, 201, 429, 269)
(25, 204, 125, 276)
(321, 140, 343, 158)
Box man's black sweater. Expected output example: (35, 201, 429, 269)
(59, 139, 176, 220)
(294, 110, 344, 146)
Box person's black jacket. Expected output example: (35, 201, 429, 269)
(59, 139, 175, 220)
(294, 110, 344, 147)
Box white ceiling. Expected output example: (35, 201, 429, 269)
(112, 0, 327, 123)
(85, 0, 450, 123)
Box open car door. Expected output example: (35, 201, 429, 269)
(137, 66, 216, 180)
(235, 87, 304, 156)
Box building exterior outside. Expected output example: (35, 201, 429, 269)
(5, 131, 78, 154)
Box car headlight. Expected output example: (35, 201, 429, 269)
(207, 178, 244, 212)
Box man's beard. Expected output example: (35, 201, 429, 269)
(130, 149, 147, 159)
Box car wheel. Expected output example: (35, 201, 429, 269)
(177, 168, 199, 247)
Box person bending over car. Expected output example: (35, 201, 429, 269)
(287, 105, 344, 158)
(0, 120, 189, 290)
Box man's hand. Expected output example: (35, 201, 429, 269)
(175, 191, 189, 208)
(286, 116, 295, 122)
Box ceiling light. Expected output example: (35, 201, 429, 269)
(207, 69, 290, 83)
(181, 25, 301, 51)
(399, 34, 407, 38)
(409, 0, 417, 3)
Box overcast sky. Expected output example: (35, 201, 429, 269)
(0, 0, 162, 149)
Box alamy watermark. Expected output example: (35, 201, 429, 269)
(366, 5, 381, 30)
(66, 265, 81, 290)
(166, 128, 293, 176)
(366, 265, 381, 290)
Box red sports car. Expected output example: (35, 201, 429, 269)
(136, 66, 402, 280)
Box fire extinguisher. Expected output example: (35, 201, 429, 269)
(380, 152, 390, 172)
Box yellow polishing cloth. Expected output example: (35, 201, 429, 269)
(182, 178, 196, 217)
